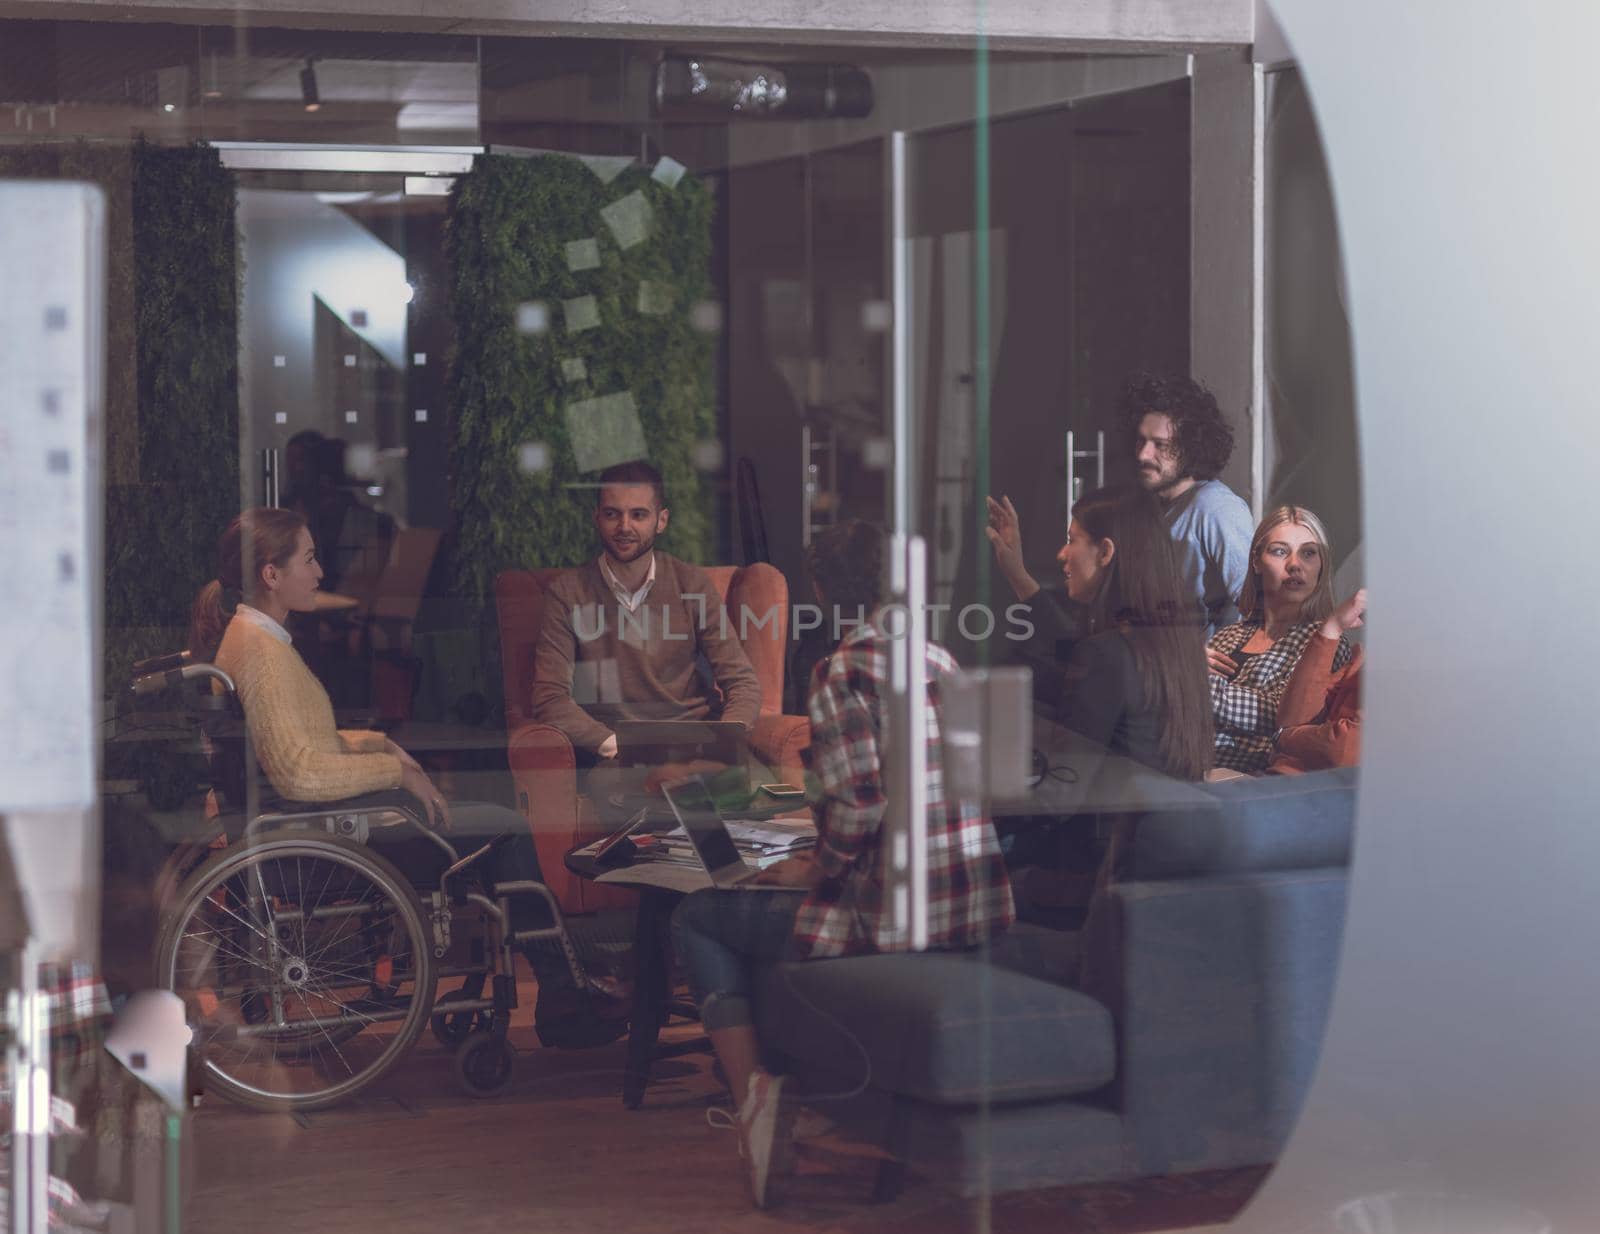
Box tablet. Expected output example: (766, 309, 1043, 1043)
(587, 808, 651, 865)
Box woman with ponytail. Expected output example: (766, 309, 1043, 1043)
(191, 508, 626, 1048)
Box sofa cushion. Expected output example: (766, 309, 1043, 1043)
(1128, 766, 1356, 879)
(754, 946, 1114, 1107)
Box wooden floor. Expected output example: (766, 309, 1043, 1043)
(187, 978, 1266, 1234)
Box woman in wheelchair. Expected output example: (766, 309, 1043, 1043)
(187, 508, 628, 1068)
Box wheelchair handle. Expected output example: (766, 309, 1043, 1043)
(131, 661, 237, 697)
(132, 650, 191, 676)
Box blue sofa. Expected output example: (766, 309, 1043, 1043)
(753, 767, 1356, 1196)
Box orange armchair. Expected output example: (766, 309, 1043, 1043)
(496, 562, 811, 914)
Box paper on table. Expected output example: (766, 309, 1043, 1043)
(594, 861, 712, 894)
(727, 819, 816, 849)
(658, 819, 816, 849)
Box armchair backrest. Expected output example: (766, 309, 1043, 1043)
(494, 562, 791, 728)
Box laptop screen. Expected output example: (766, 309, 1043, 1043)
(664, 778, 743, 873)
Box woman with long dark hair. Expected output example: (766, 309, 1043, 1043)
(1051, 485, 1214, 781)
(190, 507, 625, 1047)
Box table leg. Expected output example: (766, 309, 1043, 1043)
(622, 887, 671, 1108)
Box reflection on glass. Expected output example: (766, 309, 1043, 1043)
(0, 18, 1363, 1234)
(1334, 1191, 1551, 1234)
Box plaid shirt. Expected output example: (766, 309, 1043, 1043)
(1208, 618, 1353, 772)
(791, 624, 1014, 960)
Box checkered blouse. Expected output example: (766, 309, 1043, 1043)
(791, 624, 1015, 960)
(1208, 618, 1354, 772)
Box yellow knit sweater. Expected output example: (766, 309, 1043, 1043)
(213, 615, 403, 803)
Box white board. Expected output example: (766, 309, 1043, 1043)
(0, 182, 104, 811)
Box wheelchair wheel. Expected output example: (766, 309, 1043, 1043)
(157, 833, 435, 1112)
(430, 974, 488, 1048)
(453, 1031, 514, 1098)
(431, 1009, 485, 1049)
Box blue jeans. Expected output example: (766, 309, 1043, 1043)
(671, 888, 803, 1031)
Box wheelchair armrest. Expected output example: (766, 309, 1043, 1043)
(245, 796, 449, 861)
(504, 722, 636, 916)
(506, 721, 579, 881)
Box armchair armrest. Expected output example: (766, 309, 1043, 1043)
(750, 713, 810, 786)
(507, 721, 633, 915)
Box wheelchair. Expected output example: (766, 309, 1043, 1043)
(129, 651, 630, 1112)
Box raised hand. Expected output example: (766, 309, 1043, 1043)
(985, 494, 1039, 600)
(1321, 587, 1367, 640)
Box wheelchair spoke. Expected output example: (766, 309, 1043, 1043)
(301, 903, 371, 968)
(161, 837, 436, 1111)
(176, 923, 265, 975)
(293, 856, 312, 961)
(202, 884, 282, 954)
(291, 988, 355, 1077)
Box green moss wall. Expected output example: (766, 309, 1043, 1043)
(444, 153, 718, 605)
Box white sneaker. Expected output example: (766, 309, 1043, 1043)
(739, 1070, 795, 1208)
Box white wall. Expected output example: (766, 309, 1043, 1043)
(1235, 1, 1600, 1230)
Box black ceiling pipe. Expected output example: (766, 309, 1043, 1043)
(654, 55, 873, 120)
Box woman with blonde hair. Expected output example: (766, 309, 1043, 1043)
(190, 507, 627, 1047)
(1206, 506, 1355, 773)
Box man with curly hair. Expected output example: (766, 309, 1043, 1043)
(1120, 373, 1254, 632)
(986, 374, 1254, 655)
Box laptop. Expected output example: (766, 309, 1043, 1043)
(614, 720, 749, 770)
(661, 776, 805, 892)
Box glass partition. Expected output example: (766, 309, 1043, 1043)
(0, 14, 1361, 1234)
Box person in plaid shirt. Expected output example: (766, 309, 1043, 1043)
(1207, 506, 1355, 773)
(671, 521, 1014, 1207)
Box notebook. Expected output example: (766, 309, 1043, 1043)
(614, 720, 748, 770)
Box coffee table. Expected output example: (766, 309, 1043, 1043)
(564, 799, 813, 1108)
(562, 845, 709, 1108)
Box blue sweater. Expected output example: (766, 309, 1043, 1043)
(1163, 479, 1254, 634)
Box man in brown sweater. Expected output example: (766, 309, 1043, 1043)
(532, 461, 762, 771)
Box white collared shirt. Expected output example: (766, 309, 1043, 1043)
(235, 602, 292, 646)
(598, 552, 656, 613)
